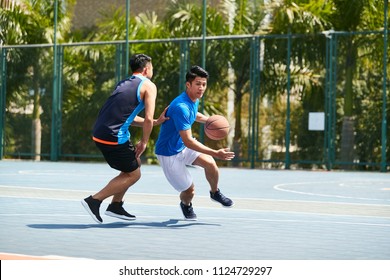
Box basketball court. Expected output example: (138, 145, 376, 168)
(0, 159, 389, 260)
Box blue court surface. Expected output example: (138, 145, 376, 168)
(0, 159, 389, 260)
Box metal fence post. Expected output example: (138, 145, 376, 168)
(249, 36, 261, 169)
(0, 48, 6, 160)
(324, 31, 333, 170)
(285, 31, 292, 169)
(179, 40, 189, 94)
(115, 43, 124, 82)
(125, 0, 130, 78)
(199, 0, 207, 143)
(324, 30, 337, 171)
(50, 0, 59, 161)
(57, 45, 64, 159)
(381, 0, 388, 172)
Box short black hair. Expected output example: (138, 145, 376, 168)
(129, 54, 152, 72)
(186, 65, 209, 82)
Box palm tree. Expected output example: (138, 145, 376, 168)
(331, 0, 381, 167)
(215, 0, 266, 164)
(265, 0, 333, 167)
(265, 0, 384, 169)
(70, 7, 173, 159)
(1, 0, 73, 160)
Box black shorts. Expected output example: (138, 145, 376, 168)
(95, 141, 139, 173)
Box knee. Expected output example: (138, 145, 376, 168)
(189, 185, 195, 196)
(134, 168, 141, 181)
(124, 167, 141, 182)
(204, 156, 218, 170)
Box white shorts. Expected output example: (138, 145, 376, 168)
(156, 148, 200, 192)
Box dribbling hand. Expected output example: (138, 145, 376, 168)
(216, 148, 235, 160)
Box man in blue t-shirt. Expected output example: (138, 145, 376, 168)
(155, 66, 235, 220)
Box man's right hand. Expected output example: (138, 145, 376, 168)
(215, 148, 235, 161)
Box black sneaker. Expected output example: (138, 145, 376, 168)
(105, 201, 136, 221)
(180, 202, 197, 221)
(81, 195, 103, 224)
(210, 189, 234, 207)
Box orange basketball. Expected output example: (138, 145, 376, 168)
(204, 115, 230, 140)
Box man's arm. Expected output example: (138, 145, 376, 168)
(132, 106, 169, 127)
(132, 116, 144, 127)
(135, 81, 157, 158)
(179, 129, 234, 161)
(196, 112, 208, 124)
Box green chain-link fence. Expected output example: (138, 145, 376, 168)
(0, 32, 389, 171)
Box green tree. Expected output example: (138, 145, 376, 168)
(163, 0, 230, 108)
(64, 6, 172, 159)
(265, 0, 333, 167)
(331, 0, 381, 167)
(266, 0, 385, 170)
(216, 0, 266, 164)
(1, 0, 74, 160)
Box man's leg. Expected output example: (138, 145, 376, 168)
(192, 153, 234, 207)
(180, 184, 195, 205)
(179, 184, 197, 220)
(93, 168, 141, 202)
(82, 168, 141, 223)
(192, 154, 219, 192)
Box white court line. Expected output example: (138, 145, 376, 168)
(13, 169, 163, 176)
(0, 198, 388, 220)
(2, 184, 390, 207)
(0, 213, 389, 228)
(1, 185, 390, 220)
(339, 182, 389, 188)
(0, 182, 390, 210)
(16, 170, 110, 176)
(0, 184, 101, 193)
(274, 181, 390, 202)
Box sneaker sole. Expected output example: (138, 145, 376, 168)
(210, 198, 234, 208)
(81, 200, 103, 224)
(182, 216, 197, 221)
(183, 214, 198, 221)
(104, 211, 136, 221)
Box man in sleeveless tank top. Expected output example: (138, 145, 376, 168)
(81, 54, 168, 224)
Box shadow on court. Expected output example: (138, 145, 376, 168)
(27, 219, 221, 229)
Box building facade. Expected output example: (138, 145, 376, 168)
(72, 0, 220, 30)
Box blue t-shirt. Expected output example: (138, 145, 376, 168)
(155, 92, 199, 156)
